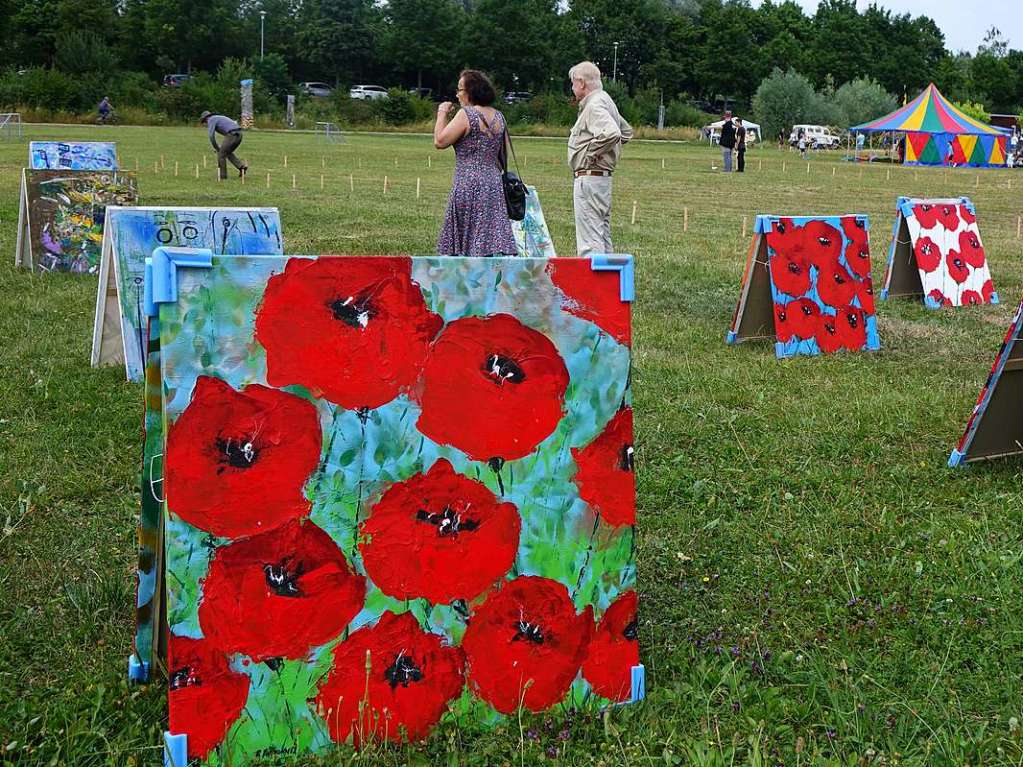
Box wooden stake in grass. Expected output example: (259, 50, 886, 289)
(742, 215, 747, 239)
(174, 161, 179, 177)
(284, 154, 288, 167)
(886, 168, 891, 181)
(683, 207, 689, 233)
(428, 155, 432, 169)
(661, 158, 665, 170)
(195, 164, 199, 178)
(976, 174, 980, 188)
(416, 177, 421, 199)
(782, 161, 786, 173)
(758, 158, 762, 171)
(320, 174, 324, 190)
(832, 166, 836, 177)
(203, 155, 207, 169)
(266, 171, 271, 189)
(383, 175, 388, 194)
(806, 162, 810, 174)
(292, 173, 297, 190)
(631, 200, 637, 225)
(322, 157, 326, 169)
(160, 154, 165, 169)
(1017, 215, 1021, 240)
(154, 161, 159, 174)
(241, 169, 245, 185)
(358, 157, 362, 169)
(349, 173, 354, 192)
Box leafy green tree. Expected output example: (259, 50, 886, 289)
(570, 0, 671, 91)
(383, 0, 464, 92)
(297, 0, 381, 87)
(833, 77, 897, 127)
(752, 67, 817, 139)
(954, 100, 990, 122)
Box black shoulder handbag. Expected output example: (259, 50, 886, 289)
(482, 111, 527, 221)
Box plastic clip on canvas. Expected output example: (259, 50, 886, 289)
(726, 214, 881, 358)
(152, 253, 639, 765)
(949, 298, 1023, 466)
(881, 197, 996, 308)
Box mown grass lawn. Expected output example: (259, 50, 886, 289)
(1, 123, 1022, 767)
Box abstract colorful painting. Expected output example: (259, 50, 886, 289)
(93, 207, 284, 382)
(18, 170, 138, 273)
(29, 141, 118, 170)
(511, 187, 556, 258)
(157, 255, 638, 764)
(881, 197, 996, 308)
(949, 296, 1023, 466)
(727, 214, 881, 358)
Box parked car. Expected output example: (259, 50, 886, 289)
(503, 91, 534, 104)
(407, 87, 434, 100)
(349, 85, 389, 101)
(789, 124, 841, 149)
(300, 82, 334, 98)
(163, 74, 190, 87)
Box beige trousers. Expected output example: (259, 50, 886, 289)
(573, 175, 613, 257)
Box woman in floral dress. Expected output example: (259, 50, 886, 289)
(434, 69, 517, 257)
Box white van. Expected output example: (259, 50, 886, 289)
(789, 125, 841, 149)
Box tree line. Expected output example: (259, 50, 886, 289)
(2, 0, 1022, 121)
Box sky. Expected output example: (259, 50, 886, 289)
(762, 0, 1020, 53)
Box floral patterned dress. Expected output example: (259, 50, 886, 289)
(437, 107, 518, 257)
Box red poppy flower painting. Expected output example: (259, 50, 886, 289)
(800, 220, 844, 270)
(913, 235, 941, 273)
(582, 591, 639, 702)
(956, 230, 986, 268)
(834, 305, 867, 351)
(817, 262, 857, 308)
(168, 636, 249, 760)
(165, 376, 322, 539)
(946, 251, 970, 284)
(962, 289, 982, 305)
(774, 302, 795, 342)
(983, 279, 996, 302)
(927, 288, 952, 307)
(855, 277, 875, 315)
(960, 204, 976, 225)
(199, 520, 366, 661)
(415, 314, 570, 462)
(546, 260, 631, 345)
(314, 611, 465, 745)
(840, 217, 871, 279)
(571, 408, 635, 528)
(786, 297, 821, 339)
(255, 257, 443, 410)
(462, 576, 594, 713)
(359, 458, 521, 603)
(912, 204, 940, 229)
(937, 203, 960, 231)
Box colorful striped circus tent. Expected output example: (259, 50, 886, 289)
(851, 83, 1008, 168)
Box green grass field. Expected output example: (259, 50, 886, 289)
(2, 124, 1023, 767)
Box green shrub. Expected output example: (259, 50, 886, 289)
(337, 96, 375, 125)
(664, 100, 708, 128)
(373, 88, 416, 124)
(0, 67, 79, 110)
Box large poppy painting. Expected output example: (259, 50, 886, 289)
(727, 214, 880, 358)
(157, 255, 638, 764)
(880, 197, 996, 308)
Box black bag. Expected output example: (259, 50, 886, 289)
(482, 111, 527, 221)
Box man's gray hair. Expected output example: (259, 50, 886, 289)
(569, 61, 603, 89)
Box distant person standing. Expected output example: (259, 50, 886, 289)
(735, 117, 747, 173)
(719, 110, 736, 172)
(797, 129, 808, 160)
(567, 60, 633, 257)
(199, 110, 248, 180)
(97, 96, 113, 124)
(777, 130, 785, 150)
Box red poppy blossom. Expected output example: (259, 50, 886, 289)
(959, 204, 976, 225)
(855, 277, 875, 315)
(956, 230, 986, 268)
(815, 313, 843, 353)
(817, 262, 857, 308)
(912, 204, 940, 229)
(359, 459, 520, 603)
(774, 302, 796, 342)
(168, 635, 249, 760)
(571, 408, 635, 528)
(165, 376, 322, 539)
(833, 305, 867, 351)
(255, 257, 443, 410)
(199, 520, 366, 661)
(799, 220, 844, 270)
(415, 314, 570, 462)
(462, 576, 594, 713)
(582, 591, 639, 702)
(769, 252, 811, 298)
(982, 279, 996, 303)
(546, 260, 631, 345)
(937, 203, 960, 230)
(314, 611, 464, 745)
(962, 289, 983, 305)
(946, 251, 970, 283)
(840, 217, 871, 279)
(912, 235, 941, 273)
(928, 288, 952, 307)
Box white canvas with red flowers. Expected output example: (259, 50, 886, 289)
(156, 255, 638, 764)
(886, 197, 997, 309)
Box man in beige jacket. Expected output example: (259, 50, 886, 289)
(568, 61, 633, 257)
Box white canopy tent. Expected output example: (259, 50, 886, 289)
(702, 118, 761, 145)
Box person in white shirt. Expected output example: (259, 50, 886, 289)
(567, 61, 633, 257)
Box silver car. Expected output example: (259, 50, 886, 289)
(349, 85, 389, 101)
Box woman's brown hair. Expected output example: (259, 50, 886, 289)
(460, 69, 497, 107)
